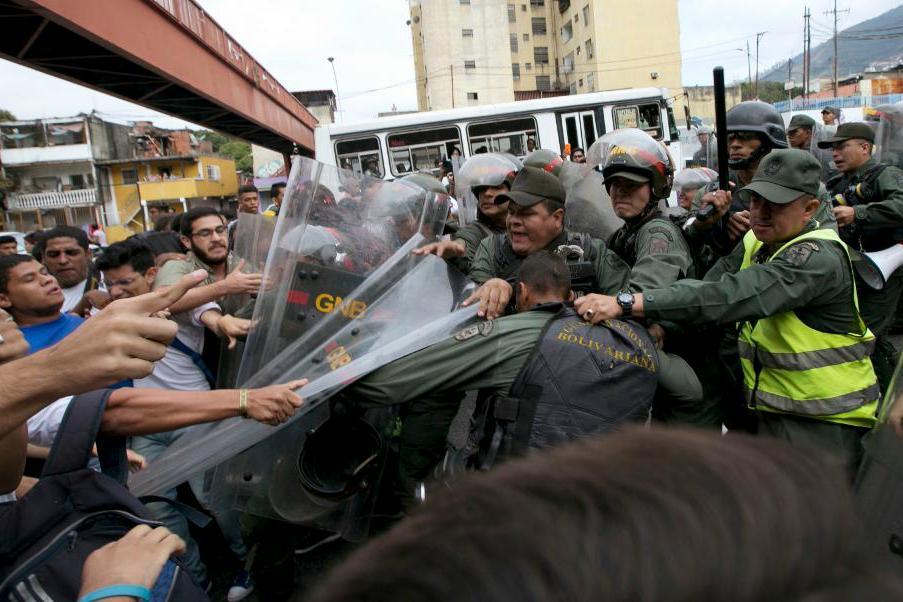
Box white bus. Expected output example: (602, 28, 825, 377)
(314, 88, 682, 179)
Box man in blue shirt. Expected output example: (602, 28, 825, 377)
(0, 254, 83, 353)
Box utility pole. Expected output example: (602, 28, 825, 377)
(802, 7, 810, 100)
(745, 41, 752, 99)
(754, 31, 766, 99)
(825, 0, 850, 95)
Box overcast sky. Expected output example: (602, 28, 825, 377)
(0, 0, 897, 129)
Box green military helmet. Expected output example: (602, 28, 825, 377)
(586, 128, 673, 199)
(523, 149, 565, 177)
(401, 172, 447, 195)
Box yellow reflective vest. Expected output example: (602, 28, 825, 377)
(738, 228, 879, 428)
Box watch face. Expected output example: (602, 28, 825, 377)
(617, 292, 633, 305)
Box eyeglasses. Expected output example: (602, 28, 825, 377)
(191, 225, 228, 239)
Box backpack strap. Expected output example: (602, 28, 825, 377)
(169, 337, 216, 389)
(41, 389, 128, 484)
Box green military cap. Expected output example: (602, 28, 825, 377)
(816, 122, 876, 148)
(787, 114, 816, 131)
(737, 149, 822, 205)
(495, 166, 565, 207)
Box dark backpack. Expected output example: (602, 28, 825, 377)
(0, 389, 208, 601)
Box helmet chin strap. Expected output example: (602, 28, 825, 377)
(727, 144, 769, 169)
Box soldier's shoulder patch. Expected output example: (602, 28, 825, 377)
(454, 320, 494, 341)
(648, 236, 671, 255)
(782, 241, 820, 266)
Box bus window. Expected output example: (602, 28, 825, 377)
(335, 137, 383, 177)
(387, 127, 461, 176)
(613, 103, 663, 140)
(467, 117, 537, 158)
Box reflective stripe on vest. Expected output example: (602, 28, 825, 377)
(738, 228, 878, 427)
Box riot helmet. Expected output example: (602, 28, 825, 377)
(587, 128, 673, 200)
(401, 172, 448, 195)
(725, 101, 788, 169)
(456, 153, 521, 195)
(524, 149, 565, 177)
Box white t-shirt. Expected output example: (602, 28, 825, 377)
(61, 280, 87, 313)
(27, 396, 73, 448)
(134, 302, 219, 392)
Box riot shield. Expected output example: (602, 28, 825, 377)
(856, 353, 903, 562)
(234, 156, 449, 385)
(873, 104, 903, 170)
(129, 253, 478, 500)
(454, 153, 521, 227)
(673, 167, 716, 212)
(560, 162, 623, 241)
(809, 123, 839, 180)
(216, 213, 276, 388)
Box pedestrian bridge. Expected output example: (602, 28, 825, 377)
(0, 0, 316, 155)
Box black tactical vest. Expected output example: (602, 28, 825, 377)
(828, 163, 901, 251)
(470, 305, 658, 468)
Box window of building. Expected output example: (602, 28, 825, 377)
(558, 0, 570, 12)
(583, 5, 589, 22)
(468, 117, 537, 157)
(464, 60, 476, 70)
(462, 28, 473, 37)
(576, 45, 581, 55)
(335, 136, 383, 177)
(534, 46, 549, 64)
(507, 4, 516, 22)
(206, 164, 221, 180)
(587, 71, 595, 91)
(569, 82, 577, 95)
(523, 33, 529, 41)
(512, 63, 521, 80)
(561, 21, 573, 43)
(574, 12, 578, 23)
(121, 168, 138, 185)
(536, 75, 551, 90)
(521, 4, 527, 10)
(562, 51, 574, 74)
(525, 62, 532, 70)
(467, 92, 479, 101)
(387, 127, 461, 177)
(510, 33, 518, 53)
(459, 0, 470, 4)
(70, 174, 86, 189)
(578, 78, 583, 87)
(530, 0, 544, 6)
(612, 103, 664, 139)
(531, 17, 546, 35)
(585, 38, 593, 59)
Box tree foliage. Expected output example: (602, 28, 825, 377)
(196, 130, 253, 177)
(0, 108, 16, 122)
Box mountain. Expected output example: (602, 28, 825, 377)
(761, 4, 903, 83)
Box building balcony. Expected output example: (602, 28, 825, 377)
(6, 188, 98, 210)
(0, 144, 93, 166)
(136, 177, 233, 201)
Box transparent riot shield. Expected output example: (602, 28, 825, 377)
(129, 254, 478, 517)
(873, 104, 903, 170)
(454, 153, 521, 227)
(673, 167, 716, 213)
(810, 123, 839, 180)
(559, 161, 623, 241)
(234, 156, 449, 385)
(216, 213, 276, 388)
(856, 353, 903, 561)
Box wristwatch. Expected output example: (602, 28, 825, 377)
(616, 291, 635, 319)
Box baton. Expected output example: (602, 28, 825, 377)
(691, 67, 730, 225)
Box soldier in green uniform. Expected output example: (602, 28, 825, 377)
(414, 154, 518, 275)
(787, 113, 836, 182)
(819, 121, 903, 388)
(576, 149, 879, 469)
(347, 251, 700, 497)
(465, 167, 629, 318)
(692, 101, 836, 258)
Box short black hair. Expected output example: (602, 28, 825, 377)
(0, 254, 38, 293)
(44, 225, 88, 250)
(518, 250, 570, 299)
(136, 231, 186, 256)
(270, 182, 286, 197)
(179, 207, 225, 237)
(238, 184, 258, 196)
(24, 231, 42, 245)
(95, 237, 155, 274)
(0, 235, 16, 246)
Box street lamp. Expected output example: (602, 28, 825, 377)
(328, 57, 341, 123)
